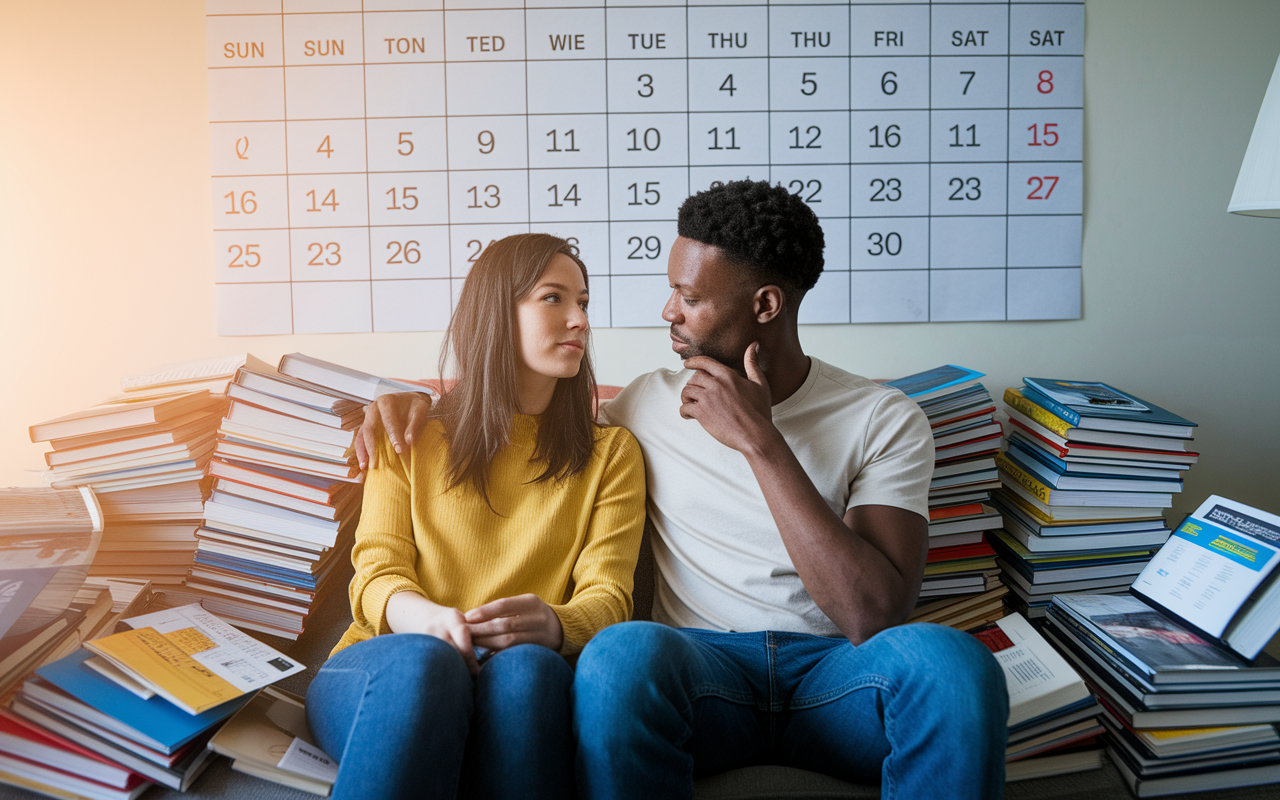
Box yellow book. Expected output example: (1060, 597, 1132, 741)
(86, 626, 241, 715)
(1003, 388, 1073, 437)
(996, 452, 1053, 502)
(84, 603, 304, 716)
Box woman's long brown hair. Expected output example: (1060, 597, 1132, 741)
(434, 233, 598, 509)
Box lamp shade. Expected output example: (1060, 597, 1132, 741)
(1230, 52, 1280, 217)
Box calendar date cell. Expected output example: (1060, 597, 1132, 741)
(849, 164, 929, 218)
(215, 230, 291, 283)
(210, 121, 286, 177)
(850, 217, 928, 270)
(213, 175, 289, 230)
(606, 60, 688, 114)
(608, 220, 678, 275)
(849, 57, 929, 111)
(608, 114, 690, 169)
(448, 116, 529, 171)
(769, 164, 848, 218)
(366, 118, 447, 173)
(288, 174, 370, 228)
(1009, 109, 1082, 162)
(688, 166, 772, 197)
(365, 63, 446, 118)
(770, 111, 849, 166)
(687, 59, 769, 113)
(530, 169, 611, 224)
(446, 62, 527, 116)
(529, 116, 608, 169)
(289, 226, 370, 282)
(287, 119, 368, 174)
(608, 167, 687, 222)
(850, 111, 929, 164)
(929, 56, 1008, 109)
(368, 171, 449, 226)
(769, 58, 851, 112)
(688, 112, 769, 167)
(1009, 57, 1082, 108)
(929, 110, 1008, 163)
(929, 163, 1008, 217)
(370, 226, 451, 280)
(1007, 162, 1082, 216)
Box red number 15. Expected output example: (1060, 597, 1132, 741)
(1027, 123, 1058, 146)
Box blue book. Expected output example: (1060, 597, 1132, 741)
(884, 365, 985, 401)
(193, 553, 320, 589)
(1007, 439, 1184, 490)
(35, 649, 251, 754)
(1022, 379, 1197, 435)
(1003, 447, 1183, 494)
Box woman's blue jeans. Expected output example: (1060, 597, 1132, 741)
(305, 633, 574, 800)
(572, 621, 1008, 800)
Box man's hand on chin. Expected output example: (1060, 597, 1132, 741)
(679, 342, 777, 455)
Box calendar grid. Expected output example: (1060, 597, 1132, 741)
(208, 0, 1083, 335)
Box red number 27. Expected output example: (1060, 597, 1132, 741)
(1027, 176, 1059, 200)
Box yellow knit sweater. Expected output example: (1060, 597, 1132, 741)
(332, 414, 646, 657)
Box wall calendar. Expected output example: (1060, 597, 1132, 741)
(207, 0, 1083, 334)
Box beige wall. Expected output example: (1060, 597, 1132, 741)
(1, 0, 1278, 522)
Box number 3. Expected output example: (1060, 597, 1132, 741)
(637, 74, 654, 98)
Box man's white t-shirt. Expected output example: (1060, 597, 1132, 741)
(599, 357, 934, 638)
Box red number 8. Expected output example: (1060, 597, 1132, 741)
(1037, 70, 1054, 94)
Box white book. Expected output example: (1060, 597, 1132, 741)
(120, 354, 271, 392)
(278, 352, 432, 404)
(204, 494, 340, 548)
(969, 612, 1090, 729)
(1132, 495, 1280, 659)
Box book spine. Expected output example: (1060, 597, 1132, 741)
(996, 453, 1055, 503)
(1020, 385, 1082, 427)
(1003, 389, 1075, 437)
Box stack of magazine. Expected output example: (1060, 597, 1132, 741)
(27, 361, 245, 592)
(165, 353, 427, 640)
(991, 379, 1196, 619)
(3, 604, 304, 798)
(886, 366, 1007, 629)
(968, 612, 1104, 782)
(1045, 495, 1280, 796)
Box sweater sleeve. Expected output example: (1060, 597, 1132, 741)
(347, 433, 430, 637)
(549, 429, 647, 655)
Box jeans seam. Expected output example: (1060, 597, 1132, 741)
(789, 675, 893, 709)
(325, 668, 371, 781)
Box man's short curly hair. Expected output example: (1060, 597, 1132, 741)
(677, 180, 824, 294)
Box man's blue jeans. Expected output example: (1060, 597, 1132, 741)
(305, 633, 574, 800)
(573, 621, 1008, 800)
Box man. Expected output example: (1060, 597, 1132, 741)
(362, 181, 1007, 799)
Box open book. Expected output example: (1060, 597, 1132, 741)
(1130, 495, 1280, 660)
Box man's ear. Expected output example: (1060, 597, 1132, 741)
(753, 285, 786, 324)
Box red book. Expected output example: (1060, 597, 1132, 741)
(0, 708, 141, 789)
(925, 541, 997, 564)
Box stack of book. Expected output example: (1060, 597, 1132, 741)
(993, 378, 1196, 618)
(29, 387, 228, 591)
(969, 612, 1105, 783)
(169, 353, 426, 640)
(886, 366, 1005, 622)
(2, 604, 304, 798)
(1045, 496, 1280, 796)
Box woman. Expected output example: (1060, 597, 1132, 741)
(305, 234, 646, 800)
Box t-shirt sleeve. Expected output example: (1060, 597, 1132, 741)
(845, 390, 934, 520)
